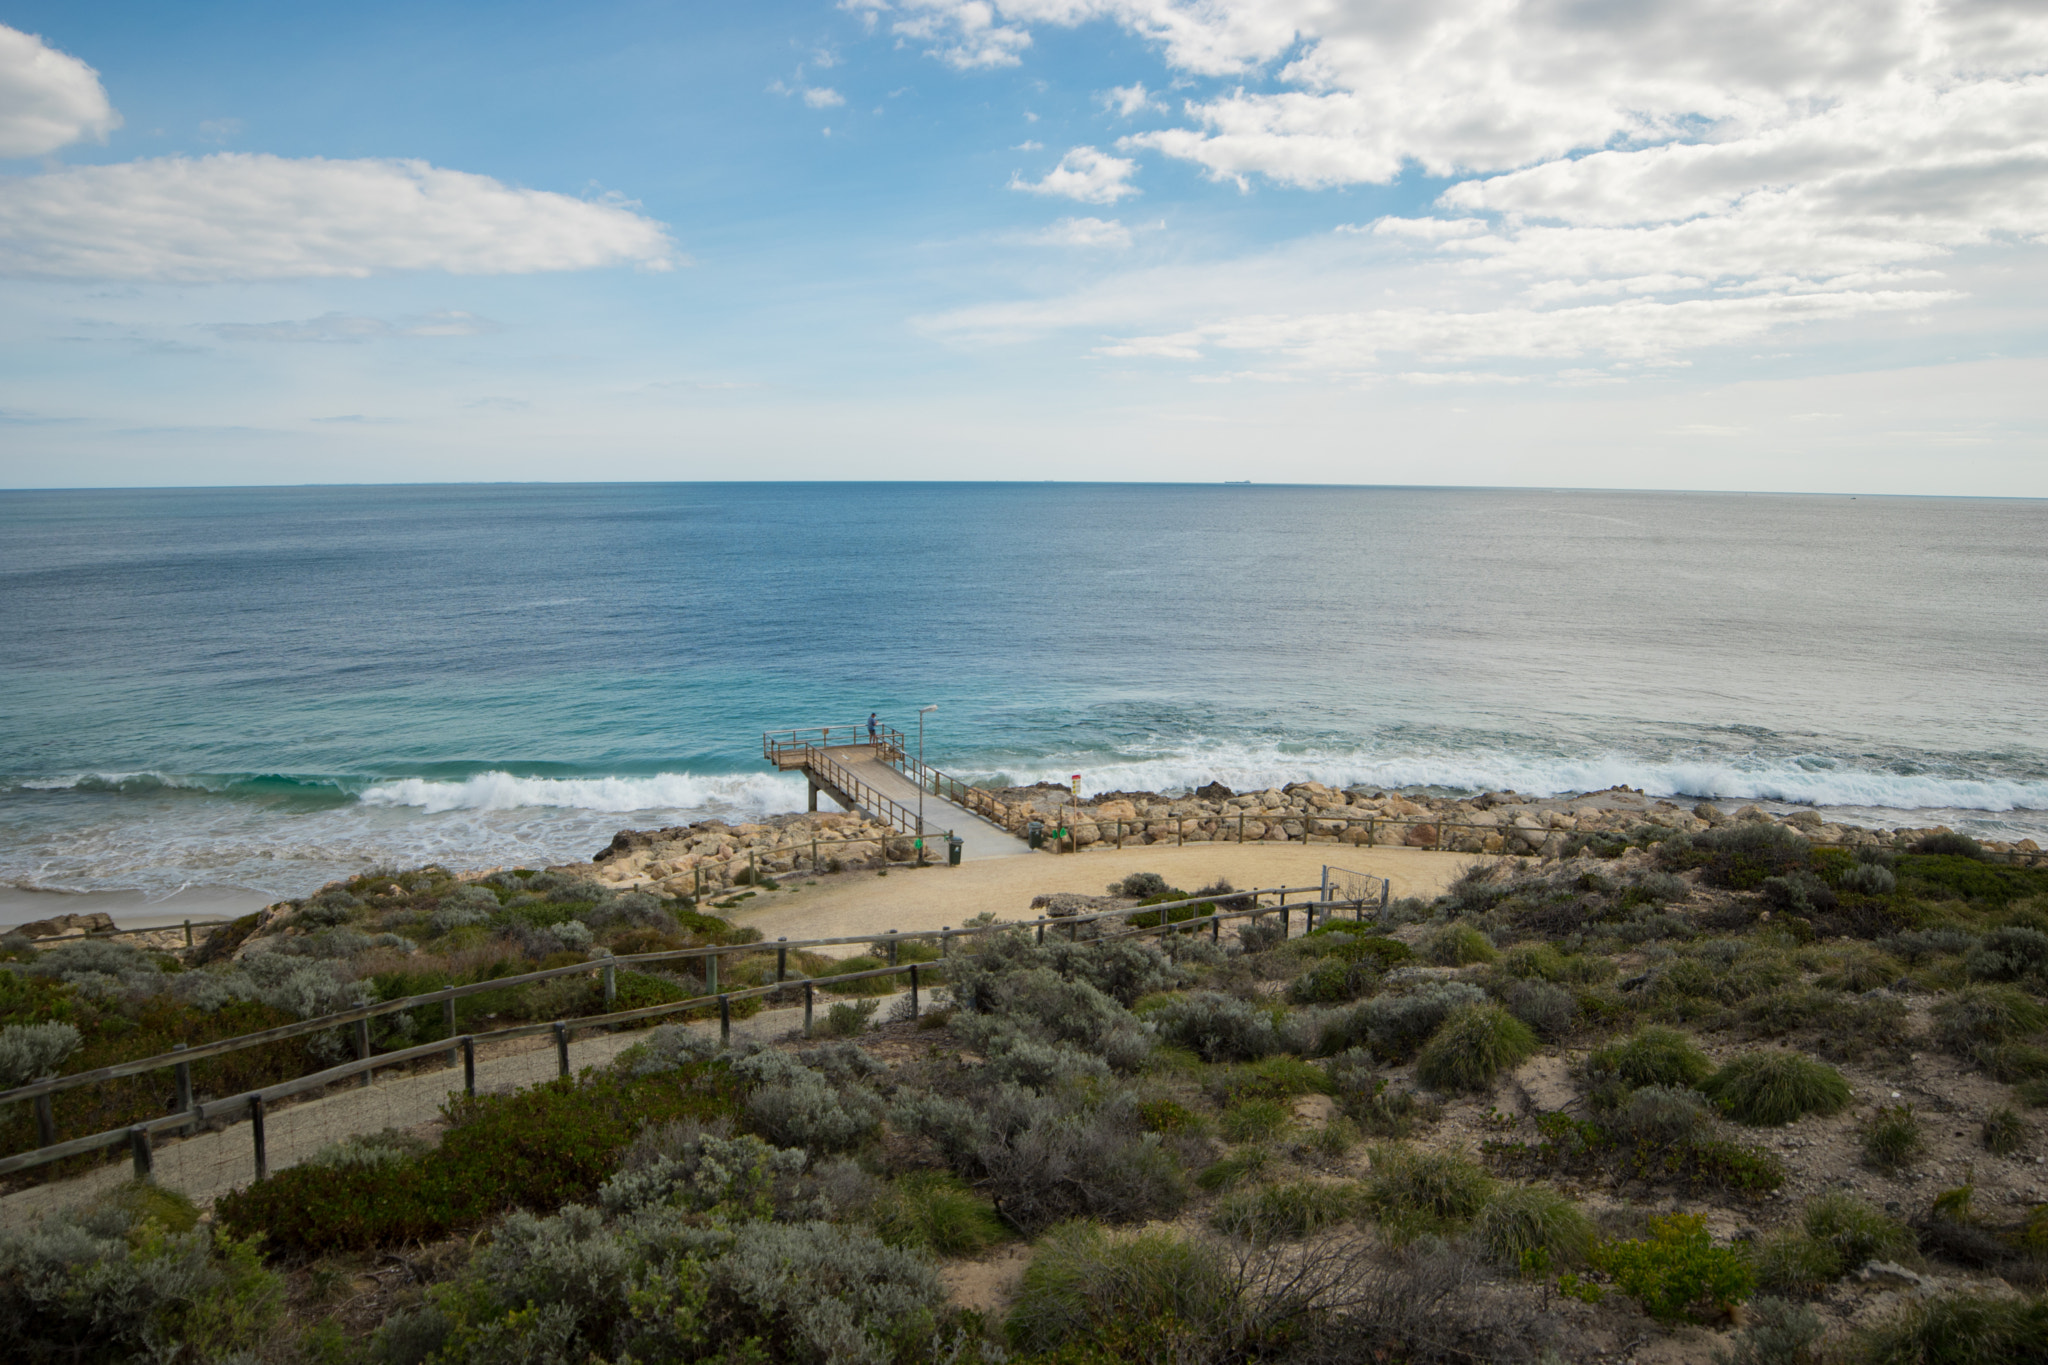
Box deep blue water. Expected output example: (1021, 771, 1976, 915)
(2, 483, 2044, 898)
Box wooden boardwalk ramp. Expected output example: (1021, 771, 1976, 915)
(764, 726, 1032, 861)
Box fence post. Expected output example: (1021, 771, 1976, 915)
(719, 996, 731, 1046)
(250, 1095, 268, 1181)
(776, 939, 787, 982)
(1281, 904, 1290, 938)
(34, 1092, 55, 1147)
(707, 953, 719, 995)
(1178, 818, 1184, 847)
(909, 964, 920, 1019)
(940, 927, 949, 959)
(1036, 920, 1045, 945)
(129, 1125, 153, 1180)
(1239, 814, 1245, 842)
(553, 1021, 570, 1078)
(803, 982, 815, 1039)
(749, 849, 757, 885)
(812, 837, 818, 872)
(462, 1037, 476, 1097)
(184, 919, 193, 948)
(173, 1043, 194, 1134)
(886, 931, 898, 966)
(1210, 915, 1219, 943)
(444, 996, 459, 1068)
(603, 962, 617, 1009)
(354, 1018, 372, 1087)
(695, 865, 703, 899)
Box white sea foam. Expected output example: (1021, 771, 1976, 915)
(358, 770, 805, 815)
(985, 747, 2048, 813)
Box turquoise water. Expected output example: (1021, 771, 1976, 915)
(2, 483, 2044, 898)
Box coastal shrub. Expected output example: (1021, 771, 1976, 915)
(1914, 830, 1985, 858)
(1840, 862, 1898, 896)
(1715, 1298, 1825, 1365)
(1210, 1179, 1362, 1242)
(1424, 923, 1499, 966)
(613, 1022, 721, 1076)
(1287, 955, 1379, 1005)
(1415, 1003, 1537, 1092)
(869, 1172, 1007, 1256)
(1592, 1213, 1755, 1325)
(1345, 1078, 1439, 1138)
(1665, 822, 1812, 890)
(1754, 1233, 1843, 1301)
(1761, 872, 1836, 918)
(1967, 926, 2048, 983)
(0, 1020, 81, 1087)
(1984, 1106, 2029, 1156)
(23, 940, 169, 998)
(1113, 872, 1171, 898)
(1800, 1192, 1914, 1272)
(1701, 1052, 1851, 1126)
(596, 1121, 813, 1220)
(584, 890, 676, 933)
(1219, 1097, 1291, 1143)
(0, 1185, 282, 1365)
(1475, 1184, 1595, 1275)
(1885, 925, 1977, 960)
(1815, 944, 1905, 992)
(820, 999, 877, 1037)
(1843, 1291, 2048, 1365)
(216, 1063, 743, 1254)
(1613, 1085, 1718, 1148)
(1361, 1144, 1494, 1241)
(734, 1049, 883, 1154)
(305, 1127, 431, 1172)
(1347, 981, 1489, 1062)
(950, 931, 1187, 1009)
(898, 1085, 1188, 1235)
(1500, 977, 1575, 1040)
(1860, 1103, 1926, 1173)
(950, 964, 1149, 1070)
(1146, 991, 1279, 1062)
(1934, 984, 2048, 1056)
(1005, 1222, 1232, 1356)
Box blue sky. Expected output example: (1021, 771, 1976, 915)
(3, 0, 2045, 492)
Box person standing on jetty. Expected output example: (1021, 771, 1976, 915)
(867, 713, 879, 745)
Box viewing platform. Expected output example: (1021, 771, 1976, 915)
(763, 726, 1032, 862)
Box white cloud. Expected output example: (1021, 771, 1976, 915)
(1025, 215, 1132, 247)
(1010, 145, 1138, 203)
(894, 0, 2048, 372)
(803, 86, 846, 108)
(1103, 81, 1159, 116)
(0, 154, 676, 281)
(1014, 139, 1044, 150)
(208, 311, 497, 343)
(0, 23, 120, 157)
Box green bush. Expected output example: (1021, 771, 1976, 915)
(1754, 1233, 1843, 1301)
(1860, 1104, 1926, 1174)
(820, 998, 877, 1037)
(1414, 1002, 1537, 1092)
(1801, 1191, 1914, 1271)
(1424, 923, 1499, 966)
(1337, 981, 1489, 1062)
(216, 1062, 743, 1254)
(1287, 956, 1378, 1005)
(1361, 1144, 1494, 1241)
(0, 1184, 282, 1364)
(1702, 1052, 1852, 1126)
(1914, 831, 1985, 859)
(1592, 1213, 1755, 1325)
(733, 1047, 884, 1154)
(1588, 1025, 1714, 1094)
(1219, 1098, 1291, 1143)
(1005, 1222, 1232, 1356)
(1715, 1297, 1824, 1365)
(1145, 991, 1279, 1062)
(1500, 977, 1576, 1040)
(1210, 1179, 1361, 1242)
(1934, 985, 2048, 1057)
(1843, 1291, 2048, 1365)
(871, 1172, 1008, 1256)
(1475, 1184, 1595, 1275)
(1205, 1055, 1333, 1106)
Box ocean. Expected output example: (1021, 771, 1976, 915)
(2, 483, 2044, 912)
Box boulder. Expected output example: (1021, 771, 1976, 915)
(1195, 780, 1234, 800)
(1402, 823, 1439, 848)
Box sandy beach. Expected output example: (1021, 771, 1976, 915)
(714, 843, 1481, 952)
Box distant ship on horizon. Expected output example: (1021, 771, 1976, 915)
(1224, 479, 1250, 485)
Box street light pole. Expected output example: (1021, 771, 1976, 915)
(917, 704, 938, 844)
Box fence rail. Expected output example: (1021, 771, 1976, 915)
(2, 880, 1360, 1155)
(1, 880, 1390, 1183)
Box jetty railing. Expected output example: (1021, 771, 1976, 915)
(799, 744, 945, 841)
(0, 880, 1387, 1184)
(877, 747, 1018, 830)
(762, 725, 905, 767)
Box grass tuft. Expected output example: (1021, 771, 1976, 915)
(1701, 1051, 1852, 1126)
(1859, 1103, 1925, 1174)
(1588, 1025, 1714, 1095)
(1414, 1002, 1538, 1093)
(1474, 1184, 1595, 1276)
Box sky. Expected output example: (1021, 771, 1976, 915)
(1, 0, 2045, 494)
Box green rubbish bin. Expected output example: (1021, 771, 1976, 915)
(1027, 820, 1044, 850)
(947, 835, 963, 866)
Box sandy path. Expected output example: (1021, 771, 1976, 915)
(721, 843, 1480, 951)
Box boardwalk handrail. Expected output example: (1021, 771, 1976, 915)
(0, 882, 1378, 1179)
(800, 744, 945, 840)
(878, 747, 1014, 829)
